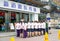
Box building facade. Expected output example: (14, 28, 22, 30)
(1, 0, 59, 31)
(0, 0, 40, 32)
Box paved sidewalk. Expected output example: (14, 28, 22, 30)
(0, 32, 16, 37)
(0, 29, 60, 41)
(15, 29, 60, 41)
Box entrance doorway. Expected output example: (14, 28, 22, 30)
(16, 13, 29, 22)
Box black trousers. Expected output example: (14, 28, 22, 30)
(17, 29, 20, 37)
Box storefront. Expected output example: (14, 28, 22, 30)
(0, 0, 40, 32)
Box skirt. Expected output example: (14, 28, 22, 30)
(27, 29, 31, 32)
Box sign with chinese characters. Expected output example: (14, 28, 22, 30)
(2, 0, 40, 13)
(4, 1, 9, 7)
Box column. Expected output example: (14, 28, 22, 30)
(19, 13, 22, 21)
(5, 11, 11, 32)
(5, 11, 11, 23)
(16, 13, 20, 22)
(29, 13, 32, 22)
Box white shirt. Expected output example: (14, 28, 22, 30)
(24, 23, 27, 30)
(42, 22, 46, 29)
(27, 22, 31, 29)
(21, 22, 25, 29)
(31, 23, 34, 29)
(19, 23, 22, 29)
(40, 23, 43, 28)
(30, 23, 32, 29)
(37, 23, 39, 28)
(15, 23, 20, 30)
(35, 23, 38, 29)
(38, 23, 41, 28)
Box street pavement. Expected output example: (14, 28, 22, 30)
(0, 29, 60, 41)
(0, 32, 16, 37)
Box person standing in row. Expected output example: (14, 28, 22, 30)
(40, 22, 43, 35)
(27, 22, 31, 37)
(15, 22, 20, 37)
(38, 22, 42, 35)
(37, 22, 40, 36)
(31, 22, 35, 37)
(20, 21, 24, 38)
(34, 22, 38, 36)
(23, 23, 27, 38)
(19, 22, 22, 37)
(42, 21, 46, 35)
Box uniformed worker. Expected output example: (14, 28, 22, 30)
(42, 21, 46, 35)
(38, 22, 41, 36)
(23, 23, 27, 38)
(20, 21, 24, 38)
(30, 22, 32, 37)
(27, 22, 31, 37)
(40, 22, 43, 35)
(31, 22, 35, 37)
(15, 22, 20, 37)
(34, 21, 38, 36)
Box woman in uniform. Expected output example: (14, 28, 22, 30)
(23, 23, 27, 38)
(15, 22, 20, 37)
(37, 22, 40, 36)
(37, 22, 39, 36)
(34, 21, 38, 36)
(31, 22, 35, 37)
(42, 21, 46, 35)
(38, 22, 42, 35)
(27, 22, 31, 37)
(30, 22, 32, 37)
(20, 21, 24, 38)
